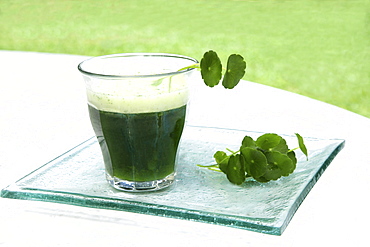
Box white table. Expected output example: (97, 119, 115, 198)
(1, 51, 369, 246)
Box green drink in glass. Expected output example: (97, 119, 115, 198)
(78, 53, 197, 192)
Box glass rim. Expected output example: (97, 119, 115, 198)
(77, 53, 199, 79)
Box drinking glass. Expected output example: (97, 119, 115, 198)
(78, 53, 198, 192)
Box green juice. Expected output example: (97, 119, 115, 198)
(88, 104, 187, 182)
(78, 52, 196, 191)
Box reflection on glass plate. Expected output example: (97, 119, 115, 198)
(1, 125, 344, 235)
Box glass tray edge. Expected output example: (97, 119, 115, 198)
(279, 139, 345, 233)
(1, 184, 282, 235)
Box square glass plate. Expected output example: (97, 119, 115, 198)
(1, 125, 344, 235)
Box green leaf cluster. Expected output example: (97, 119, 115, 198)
(200, 50, 246, 89)
(200, 133, 308, 185)
(178, 50, 309, 186)
(179, 50, 246, 89)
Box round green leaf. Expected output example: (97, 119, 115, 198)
(271, 138, 289, 154)
(265, 151, 294, 176)
(200, 50, 222, 87)
(240, 147, 267, 179)
(226, 154, 245, 185)
(241, 135, 256, 148)
(214, 151, 229, 173)
(261, 164, 282, 181)
(222, 54, 246, 89)
(287, 151, 297, 170)
(256, 133, 282, 151)
(295, 133, 308, 160)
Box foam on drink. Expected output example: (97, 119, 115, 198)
(86, 74, 189, 114)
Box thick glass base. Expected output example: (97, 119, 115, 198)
(106, 172, 175, 192)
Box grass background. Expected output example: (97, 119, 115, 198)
(1, 0, 369, 118)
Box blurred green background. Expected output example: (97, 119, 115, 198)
(1, 0, 369, 118)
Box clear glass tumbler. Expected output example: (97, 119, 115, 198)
(78, 53, 198, 192)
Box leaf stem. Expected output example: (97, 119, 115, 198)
(197, 164, 218, 168)
(226, 148, 239, 155)
(177, 63, 200, 72)
(208, 167, 222, 172)
(288, 147, 299, 153)
(196, 164, 222, 172)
